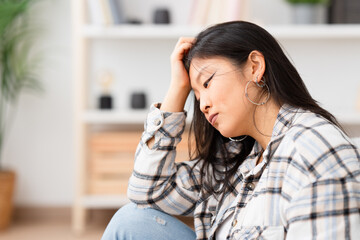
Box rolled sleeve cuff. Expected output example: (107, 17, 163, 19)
(142, 103, 187, 149)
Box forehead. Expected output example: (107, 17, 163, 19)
(189, 57, 237, 83)
(190, 57, 234, 72)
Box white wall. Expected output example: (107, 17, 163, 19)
(2, 0, 360, 207)
(2, 0, 73, 206)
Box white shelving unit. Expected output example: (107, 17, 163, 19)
(334, 112, 360, 125)
(82, 24, 201, 39)
(82, 24, 360, 39)
(83, 109, 148, 124)
(72, 0, 360, 233)
(83, 109, 360, 125)
(82, 23, 360, 40)
(82, 194, 129, 209)
(266, 24, 360, 39)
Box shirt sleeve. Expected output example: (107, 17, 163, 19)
(282, 129, 360, 239)
(127, 103, 202, 216)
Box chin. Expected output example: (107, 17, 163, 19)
(217, 129, 232, 138)
(218, 127, 243, 139)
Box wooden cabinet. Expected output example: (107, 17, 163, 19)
(88, 132, 141, 195)
(87, 130, 192, 196)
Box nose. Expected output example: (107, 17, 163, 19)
(199, 95, 210, 113)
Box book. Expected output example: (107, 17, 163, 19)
(223, 0, 243, 22)
(206, 0, 225, 25)
(188, 0, 211, 26)
(100, 0, 113, 25)
(188, 0, 248, 26)
(107, 0, 125, 24)
(239, 0, 249, 21)
(87, 0, 106, 25)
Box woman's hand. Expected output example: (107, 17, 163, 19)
(170, 37, 194, 90)
(160, 37, 195, 112)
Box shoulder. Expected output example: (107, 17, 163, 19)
(284, 110, 359, 181)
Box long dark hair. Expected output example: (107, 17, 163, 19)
(184, 21, 344, 196)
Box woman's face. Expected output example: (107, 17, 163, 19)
(189, 57, 256, 138)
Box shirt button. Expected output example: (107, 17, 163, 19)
(154, 119, 162, 126)
(232, 219, 238, 227)
(246, 182, 255, 191)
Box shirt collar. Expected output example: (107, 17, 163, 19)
(237, 141, 263, 178)
(271, 103, 300, 137)
(238, 104, 301, 178)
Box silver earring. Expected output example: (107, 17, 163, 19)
(245, 76, 270, 106)
(255, 75, 266, 87)
(229, 135, 247, 142)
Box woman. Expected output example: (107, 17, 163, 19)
(102, 21, 360, 240)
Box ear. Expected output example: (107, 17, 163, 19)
(248, 50, 265, 84)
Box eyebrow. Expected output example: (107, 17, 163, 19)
(190, 64, 212, 87)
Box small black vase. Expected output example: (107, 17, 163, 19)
(99, 94, 113, 109)
(153, 8, 171, 24)
(130, 92, 147, 109)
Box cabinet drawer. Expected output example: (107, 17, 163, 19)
(87, 130, 194, 195)
(88, 177, 129, 195)
(90, 153, 134, 175)
(90, 132, 142, 152)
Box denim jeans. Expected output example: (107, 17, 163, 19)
(101, 202, 196, 240)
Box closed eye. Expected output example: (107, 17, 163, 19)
(203, 72, 216, 88)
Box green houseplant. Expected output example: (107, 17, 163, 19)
(285, 0, 329, 24)
(0, 0, 42, 230)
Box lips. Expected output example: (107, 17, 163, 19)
(208, 113, 218, 125)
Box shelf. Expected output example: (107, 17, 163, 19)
(83, 24, 360, 40)
(83, 109, 148, 124)
(266, 24, 360, 39)
(83, 24, 201, 39)
(334, 112, 360, 125)
(82, 195, 129, 209)
(83, 109, 194, 124)
(83, 109, 360, 125)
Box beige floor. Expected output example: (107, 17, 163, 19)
(0, 219, 106, 240)
(0, 208, 112, 240)
(0, 208, 193, 240)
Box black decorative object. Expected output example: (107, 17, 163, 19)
(328, 0, 360, 23)
(131, 92, 147, 109)
(153, 8, 171, 24)
(99, 94, 112, 109)
(127, 19, 142, 24)
(98, 71, 114, 110)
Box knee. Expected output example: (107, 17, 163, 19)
(101, 202, 142, 240)
(101, 202, 196, 240)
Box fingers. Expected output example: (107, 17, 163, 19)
(171, 37, 195, 62)
(175, 37, 195, 47)
(173, 42, 192, 59)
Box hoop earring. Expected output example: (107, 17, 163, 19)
(245, 77, 270, 106)
(229, 135, 247, 142)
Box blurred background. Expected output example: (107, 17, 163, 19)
(0, 0, 359, 239)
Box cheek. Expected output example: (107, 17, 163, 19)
(222, 83, 247, 107)
(223, 84, 252, 123)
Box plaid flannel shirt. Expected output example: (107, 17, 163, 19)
(127, 103, 360, 240)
